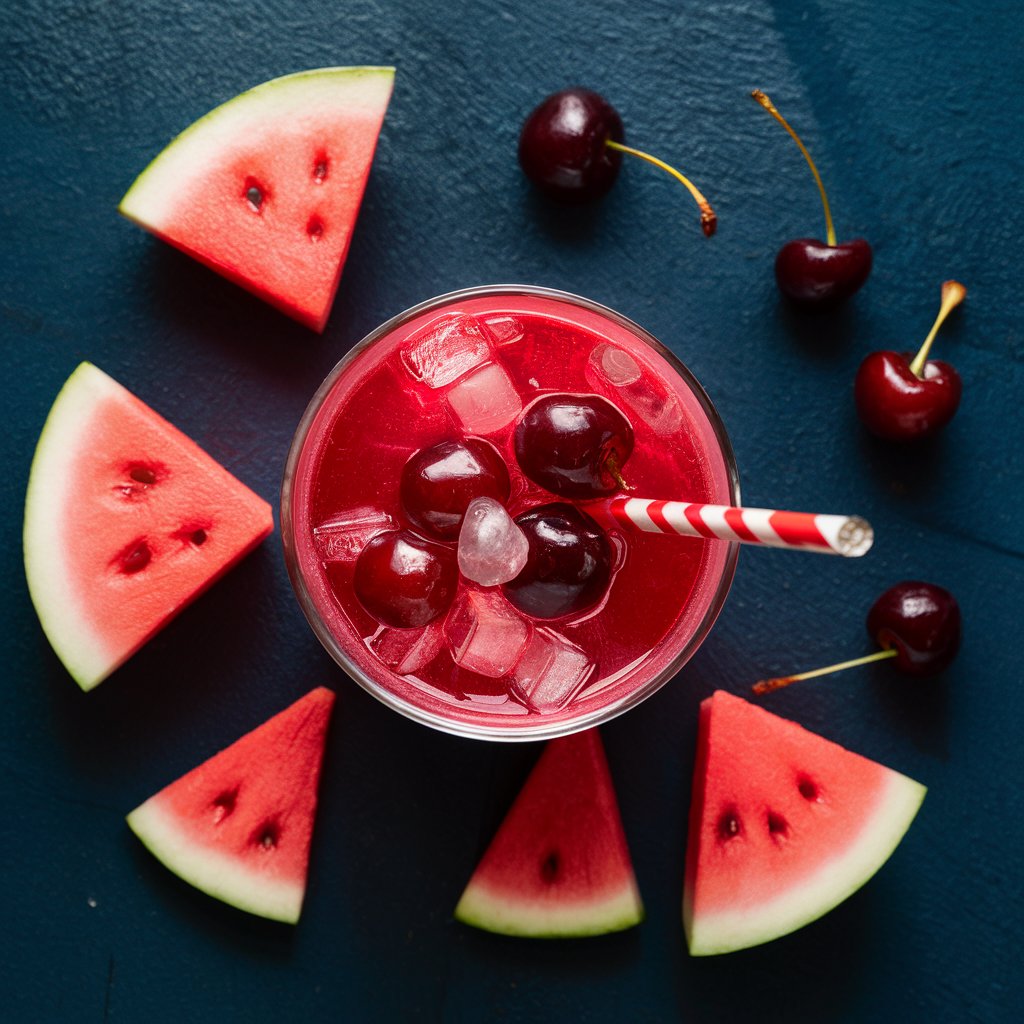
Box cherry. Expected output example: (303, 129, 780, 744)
(502, 504, 613, 620)
(855, 280, 966, 440)
(400, 438, 511, 540)
(353, 530, 458, 629)
(519, 87, 716, 235)
(866, 581, 961, 676)
(514, 393, 634, 499)
(752, 89, 871, 305)
(752, 580, 960, 694)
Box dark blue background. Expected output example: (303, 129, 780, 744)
(3, 1, 1021, 1021)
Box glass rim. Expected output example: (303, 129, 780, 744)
(281, 284, 740, 741)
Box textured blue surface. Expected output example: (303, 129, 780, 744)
(2, 1, 1022, 1021)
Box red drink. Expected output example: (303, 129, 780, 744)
(283, 287, 738, 739)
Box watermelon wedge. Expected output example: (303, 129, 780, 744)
(23, 362, 273, 691)
(684, 691, 926, 956)
(127, 687, 335, 923)
(455, 728, 643, 937)
(119, 67, 395, 332)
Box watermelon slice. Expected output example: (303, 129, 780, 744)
(455, 729, 643, 937)
(23, 362, 273, 691)
(684, 691, 926, 956)
(119, 67, 395, 332)
(127, 687, 335, 923)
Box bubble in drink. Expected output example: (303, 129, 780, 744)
(445, 361, 522, 435)
(313, 507, 396, 561)
(368, 620, 446, 676)
(445, 589, 531, 678)
(482, 314, 524, 347)
(585, 342, 685, 434)
(457, 497, 530, 587)
(512, 628, 595, 712)
(400, 312, 492, 388)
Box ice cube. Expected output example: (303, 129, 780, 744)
(445, 362, 522, 435)
(511, 629, 595, 712)
(587, 343, 642, 387)
(368, 620, 446, 676)
(400, 313, 492, 388)
(457, 497, 530, 587)
(445, 590, 531, 678)
(313, 507, 395, 561)
(482, 314, 524, 347)
(584, 342, 685, 434)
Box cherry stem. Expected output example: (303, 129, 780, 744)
(908, 280, 967, 378)
(604, 452, 633, 492)
(751, 89, 836, 248)
(752, 647, 897, 695)
(605, 140, 717, 237)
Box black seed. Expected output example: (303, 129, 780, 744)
(540, 850, 561, 883)
(190, 528, 207, 546)
(129, 466, 157, 485)
(717, 808, 742, 841)
(798, 776, 819, 801)
(245, 185, 263, 211)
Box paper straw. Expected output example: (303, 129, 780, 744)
(598, 497, 873, 557)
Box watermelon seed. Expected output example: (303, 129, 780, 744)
(118, 540, 151, 574)
(244, 178, 265, 212)
(211, 789, 237, 823)
(129, 466, 157, 485)
(313, 155, 329, 182)
(767, 811, 789, 840)
(797, 776, 819, 801)
(256, 822, 280, 850)
(716, 808, 742, 841)
(540, 851, 561, 883)
(190, 528, 207, 546)
(307, 215, 324, 241)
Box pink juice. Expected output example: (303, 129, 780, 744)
(282, 286, 739, 739)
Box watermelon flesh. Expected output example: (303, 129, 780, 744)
(684, 691, 926, 955)
(127, 687, 335, 924)
(23, 362, 273, 690)
(119, 67, 395, 332)
(455, 728, 643, 937)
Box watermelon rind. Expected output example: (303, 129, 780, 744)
(23, 362, 273, 691)
(684, 692, 927, 956)
(24, 364, 123, 687)
(118, 67, 395, 331)
(127, 799, 305, 924)
(455, 880, 643, 939)
(453, 730, 644, 938)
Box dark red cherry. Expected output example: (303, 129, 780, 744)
(514, 393, 634, 498)
(353, 530, 458, 629)
(518, 88, 624, 203)
(775, 238, 872, 305)
(854, 351, 962, 440)
(502, 504, 612, 620)
(854, 280, 966, 440)
(867, 581, 961, 675)
(400, 438, 511, 540)
(752, 90, 871, 305)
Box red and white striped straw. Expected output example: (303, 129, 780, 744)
(599, 497, 873, 557)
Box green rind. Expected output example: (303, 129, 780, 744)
(23, 363, 122, 689)
(127, 799, 303, 924)
(686, 771, 927, 956)
(118, 66, 395, 228)
(454, 881, 644, 938)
